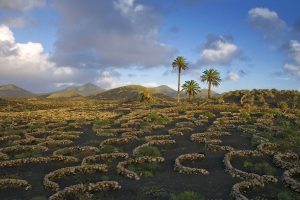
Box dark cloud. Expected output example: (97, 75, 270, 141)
(51, 0, 175, 70)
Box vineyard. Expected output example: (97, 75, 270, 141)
(0, 98, 299, 200)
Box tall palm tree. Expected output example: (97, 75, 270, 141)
(172, 56, 188, 103)
(182, 80, 201, 102)
(201, 68, 221, 99)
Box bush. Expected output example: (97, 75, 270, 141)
(253, 162, 276, 175)
(203, 112, 215, 119)
(136, 146, 161, 157)
(100, 145, 118, 153)
(127, 162, 159, 177)
(93, 118, 114, 128)
(243, 161, 276, 176)
(277, 191, 293, 200)
(170, 191, 205, 200)
(251, 137, 261, 147)
(140, 90, 154, 102)
(140, 171, 154, 177)
(146, 112, 171, 125)
(101, 175, 110, 181)
(14, 150, 42, 159)
(278, 102, 289, 111)
(243, 160, 253, 168)
(240, 111, 250, 119)
(270, 108, 283, 117)
(30, 197, 48, 200)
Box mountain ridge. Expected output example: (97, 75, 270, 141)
(0, 84, 36, 98)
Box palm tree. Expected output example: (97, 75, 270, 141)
(201, 68, 221, 99)
(182, 80, 201, 102)
(172, 56, 188, 103)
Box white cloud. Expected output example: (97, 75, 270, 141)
(0, 0, 45, 11)
(0, 24, 74, 85)
(248, 7, 286, 41)
(227, 72, 240, 82)
(55, 82, 76, 88)
(283, 40, 300, 77)
(113, 0, 144, 15)
(200, 35, 240, 66)
(0, 25, 15, 43)
(53, 67, 73, 76)
(140, 82, 160, 88)
(283, 64, 300, 77)
(249, 8, 279, 21)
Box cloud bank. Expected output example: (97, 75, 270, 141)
(52, 0, 175, 69)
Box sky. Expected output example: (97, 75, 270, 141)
(0, 0, 300, 93)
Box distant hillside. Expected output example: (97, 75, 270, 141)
(0, 84, 36, 98)
(92, 84, 218, 101)
(222, 89, 300, 108)
(148, 85, 218, 99)
(148, 85, 177, 97)
(47, 83, 105, 98)
(92, 85, 173, 101)
(47, 90, 82, 99)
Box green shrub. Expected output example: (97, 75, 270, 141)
(278, 102, 289, 111)
(14, 150, 42, 159)
(277, 191, 293, 200)
(100, 145, 118, 153)
(140, 171, 154, 177)
(270, 108, 283, 117)
(127, 162, 159, 178)
(243, 160, 276, 176)
(251, 137, 261, 147)
(146, 112, 171, 125)
(240, 111, 250, 119)
(101, 175, 110, 181)
(93, 118, 114, 128)
(136, 145, 161, 157)
(170, 191, 205, 200)
(140, 121, 150, 129)
(203, 112, 215, 119)
(253, 162, 276, 175)
(143, 162, 159, 171)
(30, 196, 47, 200)
(243, 160, 253, 168)
(254, 196, 267, 200)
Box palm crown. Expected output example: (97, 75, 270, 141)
(201, 69, 221, 86)
(172, 56, 188, 72)
(201, 68, 221, 98)
(182, 80, 201, 101)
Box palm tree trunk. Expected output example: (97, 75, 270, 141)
(208, 81, 211, 99)
(189, 93, 192, 102)
(177, 68, 181, 103)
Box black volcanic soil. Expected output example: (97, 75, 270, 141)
(0, 108, 299, 200)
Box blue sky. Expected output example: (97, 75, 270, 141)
(0, 0, 299, 93)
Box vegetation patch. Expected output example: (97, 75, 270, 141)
(170, 191, 205, 200)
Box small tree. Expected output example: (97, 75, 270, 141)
(181, 80, 201, 102)
(140, 90, 153, 102)
(278, 101, 289, 112)
(201, 68, 221, 98)
(172, 56, 189, 103)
